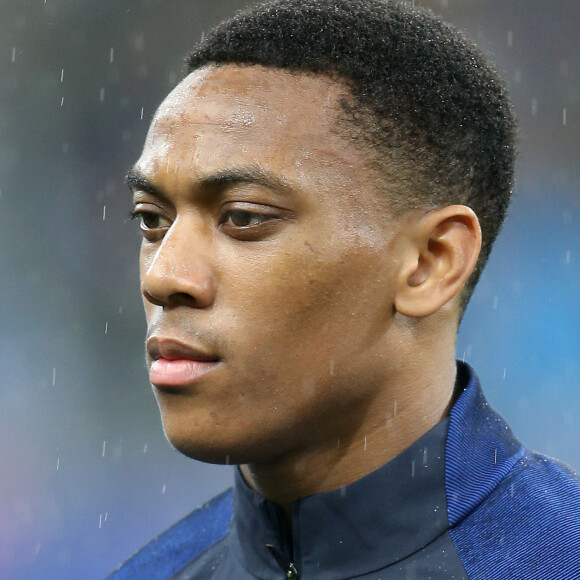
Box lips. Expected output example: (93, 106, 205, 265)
(147, 337, 221, 387)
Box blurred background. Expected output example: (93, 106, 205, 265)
(1, 0, 578, 578)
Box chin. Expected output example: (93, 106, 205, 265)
(170, 440, 238, 465)
(162, 424, 251, 465)
(162, 419, 289, 466)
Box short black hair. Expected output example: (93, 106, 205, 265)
(185, 0, 517, 309)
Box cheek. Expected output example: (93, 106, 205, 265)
(224, 240, 391, 351)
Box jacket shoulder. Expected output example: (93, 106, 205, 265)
(451, 452, 580, 579)
(107, 488, 234, 580)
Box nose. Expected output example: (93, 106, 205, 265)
(141, 218, 217, 309)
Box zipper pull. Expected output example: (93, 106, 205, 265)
(266, 544, 299, 579)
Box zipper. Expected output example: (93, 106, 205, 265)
(266, 544, 299, 579)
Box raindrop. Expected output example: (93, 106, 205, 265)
(225, 455, 230, 465)
(35, 543, 41, 555)
(56, 457, 60, 471)
(503, 368, 507, 380)
(562, 108, 567, 126)
(99, 87, 106, 102)
(336, 438, 341, 449)
(507, 30, 513, 47)
(422, 446, 428, 465)
(99, 514, 103, 529)
(109, 48, 115, 63)
(411, 460, 416, 477)
(494, 449, 498, 464)
(161, 484, 166, 494)
(363, 436, 367, 451)
(52, 367, 56, 386)
(60, 96, 64, 107)
(140, 107, 144, 120)
(104, 322, 109, 335)
(393, 400, 397, 417)
(143, 444, 148, 454)
(105, 512, 108, 522)
(102, 440, 107, 457)
(102, 205, 107, 220)
(11, 47, 16, 62)
(134, 34, 145, 51)
(565, 250, 571, 264)
(60, 68, 64, 82)
(329, 359, 334, 376)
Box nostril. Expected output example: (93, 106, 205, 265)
(142, 285, 204, 309)
(170, 292, 199, 308)
(142, 288, 165, 308)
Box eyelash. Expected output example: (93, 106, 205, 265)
(129, 208, 277, 239)
(220, 209, 273, 228)
(129, 210, 161, 228)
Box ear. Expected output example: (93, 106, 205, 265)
(393, 205, 482, 318)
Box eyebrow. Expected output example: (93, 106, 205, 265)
(125, 164, 295, 199)
(125, 168, 161, 196)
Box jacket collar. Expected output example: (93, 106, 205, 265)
(227, 363, 522, 579)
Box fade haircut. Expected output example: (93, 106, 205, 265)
(185, 0, 517, 309)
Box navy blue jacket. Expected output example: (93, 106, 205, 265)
(109, 364, 580, 579)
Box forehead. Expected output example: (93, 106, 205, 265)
(153, 64, 346, 134)
(135, 64, 393, 228)
(140, 65, 369, 174)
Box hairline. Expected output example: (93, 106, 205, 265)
(185, 60, 431, 218)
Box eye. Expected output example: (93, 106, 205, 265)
(223, 210, 271, 228)
(219, 205, 287, 241)
(130, 209, 171, 240)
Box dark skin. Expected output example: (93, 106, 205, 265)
(129, 65, 481, 522)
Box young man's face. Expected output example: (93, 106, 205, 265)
(130, 65, 405, 465)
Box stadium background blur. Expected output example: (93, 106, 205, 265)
(1, 1, 578, 578)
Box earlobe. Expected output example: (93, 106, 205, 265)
(394, 206, 482, 318)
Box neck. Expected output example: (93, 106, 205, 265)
(240, 352, 457, 516)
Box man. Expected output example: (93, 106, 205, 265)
(111, 0, 580, 578)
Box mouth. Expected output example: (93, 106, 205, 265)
(146, 337, 222, 387)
